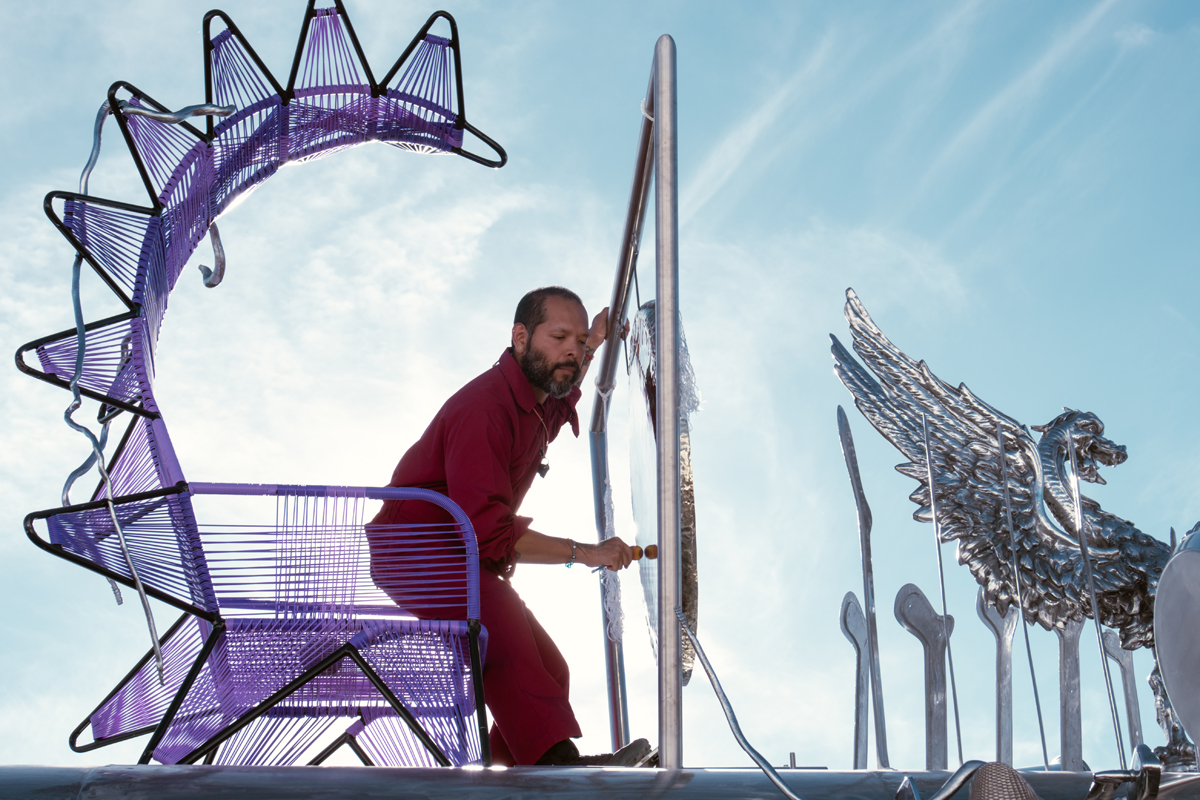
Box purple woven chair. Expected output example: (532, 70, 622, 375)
(15, 1, 504, 767)
(27, 484, 488, 766)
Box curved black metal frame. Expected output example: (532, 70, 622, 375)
(21, 1, 504, 769)
(69, 612, 192, 752)
(24, 485, 216, 622)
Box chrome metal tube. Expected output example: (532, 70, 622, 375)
(653, 33, 682, 772)
(590, 432, 631, 749)
(588, 47, 656, 754)
(921, 414, 964, 765)
(995, 422, 1051, 770)
(678, 609, 806, 800)
(1066, 444, 1128, 770)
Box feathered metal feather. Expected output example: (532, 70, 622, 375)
(831, 288, 1173, 650)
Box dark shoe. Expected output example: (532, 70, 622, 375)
(609, 738, 653, 767)
(536, 737, 653, 767)
(535, 739, 581, 765)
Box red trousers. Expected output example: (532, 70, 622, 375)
(480, 570, 582, 765)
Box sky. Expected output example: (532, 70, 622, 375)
(1, 0, 1199, 774)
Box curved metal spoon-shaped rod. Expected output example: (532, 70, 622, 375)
(837, 405, 890, 768)
(977, 588, 1017, 765)
(895, 582, 953, 771)
(840, 592, 870, 769)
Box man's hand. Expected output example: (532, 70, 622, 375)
(587, 306, 610, 350)
(578, 537, 634, 572)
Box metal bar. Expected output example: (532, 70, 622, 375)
(995, 422, 1051, 770)
(921, 413, 963, 766)
(976, 588, 1016, 765)
(1102, 629, 1144, 748)
(590, 434, 631, 751)
(70, 612, 191, 752)
(344, 649, 453, 767)
(307, 732, 352, 766)
(836, 407, 889, 768)
(346, 737, 375, 767)
(895, 583, 951, 770)
(839, 592, 869, 769)
(1056, 618, 1084, 772)
(653, 32, 682, 772)
(139, 620, 225, 764)
(1066, 443, 1128, 771)
(677, 609, 805, 800)
(468, 620, 492, 767)
(588, 63, 654, 752)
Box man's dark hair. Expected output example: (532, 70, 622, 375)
(514, 286, 584, 335)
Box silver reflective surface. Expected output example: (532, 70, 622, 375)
(652, 34, 682, 771)
(1, 764, 1164, 800)
(1102, 629, 1144, 749)
(895, 583, 952, 771)
(837, 407, 890, 769)
(1154, 533, 1200, 769)
(830, 288, 1174, 653)
(841, 591, 870, 770)
(628, 301, 698, 687)
(1056, 618, 1085, 772)
(977, 588, 1017, 765)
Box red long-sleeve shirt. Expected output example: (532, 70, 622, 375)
(372, 349, 581, 577)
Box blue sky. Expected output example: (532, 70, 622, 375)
(1, 0, 1198, 772)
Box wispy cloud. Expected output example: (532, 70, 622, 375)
(679, 32, 834, 227)
(912, 0, 1122, 202)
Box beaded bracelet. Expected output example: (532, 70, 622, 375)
(566, 539, 577, 568)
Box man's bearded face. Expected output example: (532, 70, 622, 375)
(518, 341, 578, 399)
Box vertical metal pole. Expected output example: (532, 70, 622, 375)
(653, 33, 683, 772)
(589, 64, 655, 753)
(652, 32, 681, 777)
(1066, 444, 1128, 771)
(590, 434, 632, 749)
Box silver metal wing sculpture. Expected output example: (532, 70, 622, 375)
(831, 288, 1174, 650)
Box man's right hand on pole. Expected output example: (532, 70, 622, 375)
(578, 537, 635, 572)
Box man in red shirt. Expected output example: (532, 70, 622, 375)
(371, 286, 644, 766)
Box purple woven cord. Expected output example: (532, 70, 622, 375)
(37, 4, 487, 769)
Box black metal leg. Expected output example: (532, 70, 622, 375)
(346, 736, 375, 767)
(179, 643, 357, 764)
(307, 732, 352, 766)
(468, 620, 491, 767)
(345, 647, 451, 766)
(70, 612, 191, 753)
(139, 619, 225, 764)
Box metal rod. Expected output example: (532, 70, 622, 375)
(1056, 618, 1084, 771)
(677, 609, 805, 800)
(590, 431, 631, 750)
(588, 59, 655, 754)
(1102, 629, 1144, 748)
(1066, 443, 1128, 771)
(976, 587, 1017, 765)
(921, 413, 963, 765)
(653, 32, 682, 772)
(995, 422, 1051, 770)
(836, 407, 889, 768)
(839, 591, 870, 769)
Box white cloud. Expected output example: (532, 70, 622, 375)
(1115, 23, 1154, 49)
